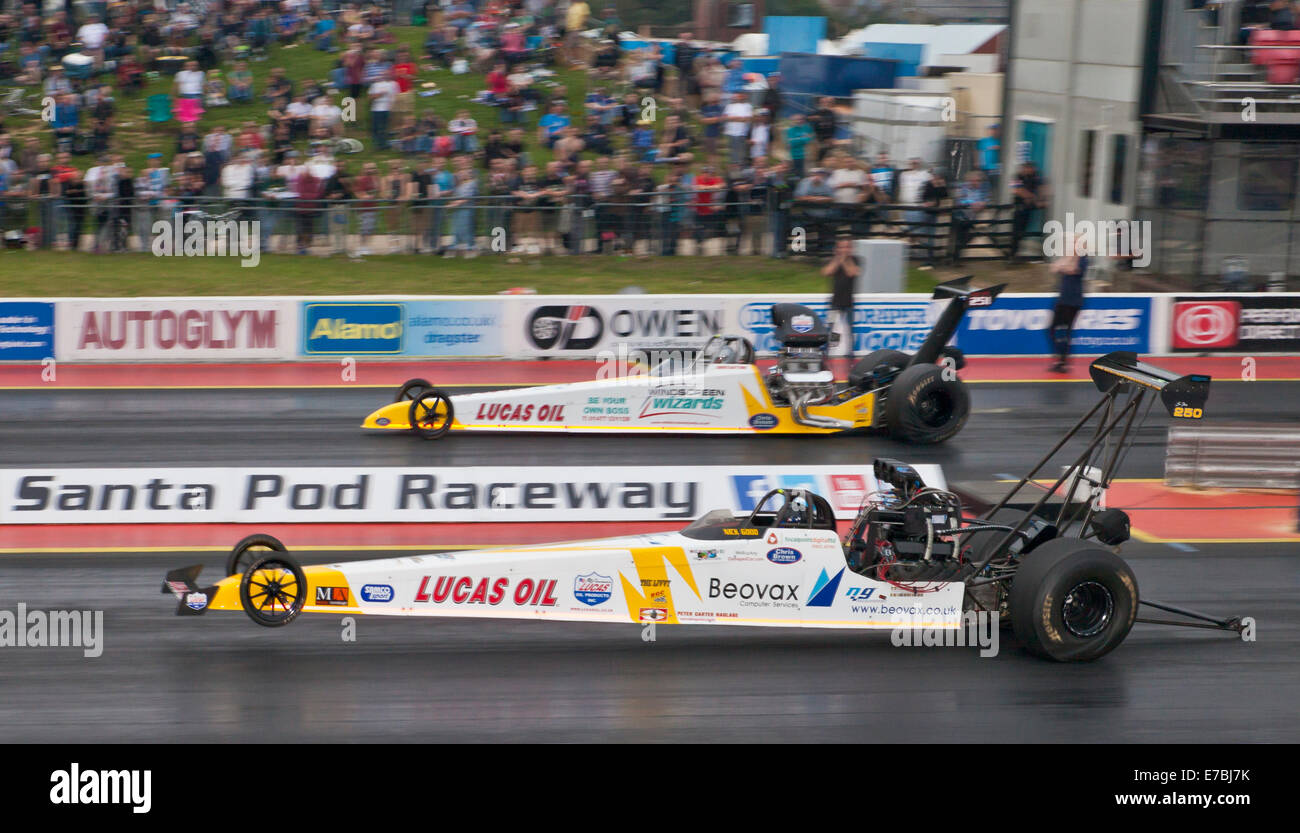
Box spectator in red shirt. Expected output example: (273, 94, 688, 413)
(486, 62, 510, 102)
(392, 47, 416, 127)
(693, 164, 725, 253)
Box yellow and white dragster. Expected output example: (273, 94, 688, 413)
(362, 278, 1004, 444)
(167, 354, 1246, 662)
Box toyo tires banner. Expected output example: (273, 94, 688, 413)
(955, 295, 1153, 355)
(0, 465, 945, 524)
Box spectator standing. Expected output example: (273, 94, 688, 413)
(821, 236, 861, 359)
(808, 96, 837, 161)
(749, 110, 771, 161)
(1009, 160, 1047, 262)
(869, 152, 896, 200)
(449, 110, 480, 153)
(785, 113, 812, 178)
(699, 91, 724, 158)
(368, 69, 398, 150)
(828, 154, 867, 236)
(1048, 236, 1089, 373)
(919, 170, 950, 259)
(795, 166, 835, 251)
(693, 163, 725, 255)
(977, 124, 1001, 192)
(897, 158, 932, 241)
(951, 170, 989, 262)
(723, 92, 753, 164)
(447, 167, 479, 257)
(341, 44, 366, 102)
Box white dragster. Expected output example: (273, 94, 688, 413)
(164, 481, 965, 632)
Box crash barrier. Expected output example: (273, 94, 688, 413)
(1, 195, 1014, 262)
(0, 464, 945, 524)
(1165, 423, 1300, 491)
(0, 291, 1170, 362)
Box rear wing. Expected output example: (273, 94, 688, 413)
(907, 276, 1007, 368)
(1089, 352, 1211, 419)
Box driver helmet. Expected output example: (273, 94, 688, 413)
(785, 493, 808, 524)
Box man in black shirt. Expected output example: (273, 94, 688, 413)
(1008, 160, 1047, 262)
(821, 235, 861, 359)
(808, 97, 838, 162)
(919, 170, 949, 261)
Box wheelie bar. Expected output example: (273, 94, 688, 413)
(1136, 598, 1246, 633)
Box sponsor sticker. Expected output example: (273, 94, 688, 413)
(791, 314, 815, 334)
(185, 592, 208, 611)
(314, 586, 350, 606)
(360, 584, 394, 603)
(573, 572, 613, 606)
(766, 547, 802, 565)
(639, 607, 669, 622)
(748, 413, 779, 430)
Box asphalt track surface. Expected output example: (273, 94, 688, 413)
(0, 379, 1295, 478)
(0, 379, 1296, 742)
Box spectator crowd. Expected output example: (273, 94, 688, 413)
(0, 0, 1022, 260)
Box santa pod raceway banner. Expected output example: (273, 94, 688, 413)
(56, 298, 297, 360)
(0, 465, 945, 524)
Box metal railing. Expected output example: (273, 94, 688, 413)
(0, 194, 1020, 261)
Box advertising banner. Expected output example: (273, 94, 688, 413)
(510, 296, 730, 358)
(0, 301, 55, 360)
(733, 296, 937, 356)
(956, 295, 1153, 355)
(0, 465, 945, 525)
(1169, 295, 1300, 354)
(301, 299, 505, 357)
(56, 298, 296, 360)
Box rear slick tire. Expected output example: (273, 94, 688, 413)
(1009, 538, 1138, 662)
(885, 362, 970, 444)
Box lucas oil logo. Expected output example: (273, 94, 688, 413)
(573, 572, 613, 606)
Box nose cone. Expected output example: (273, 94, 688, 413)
(362, 400, 409, 430)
